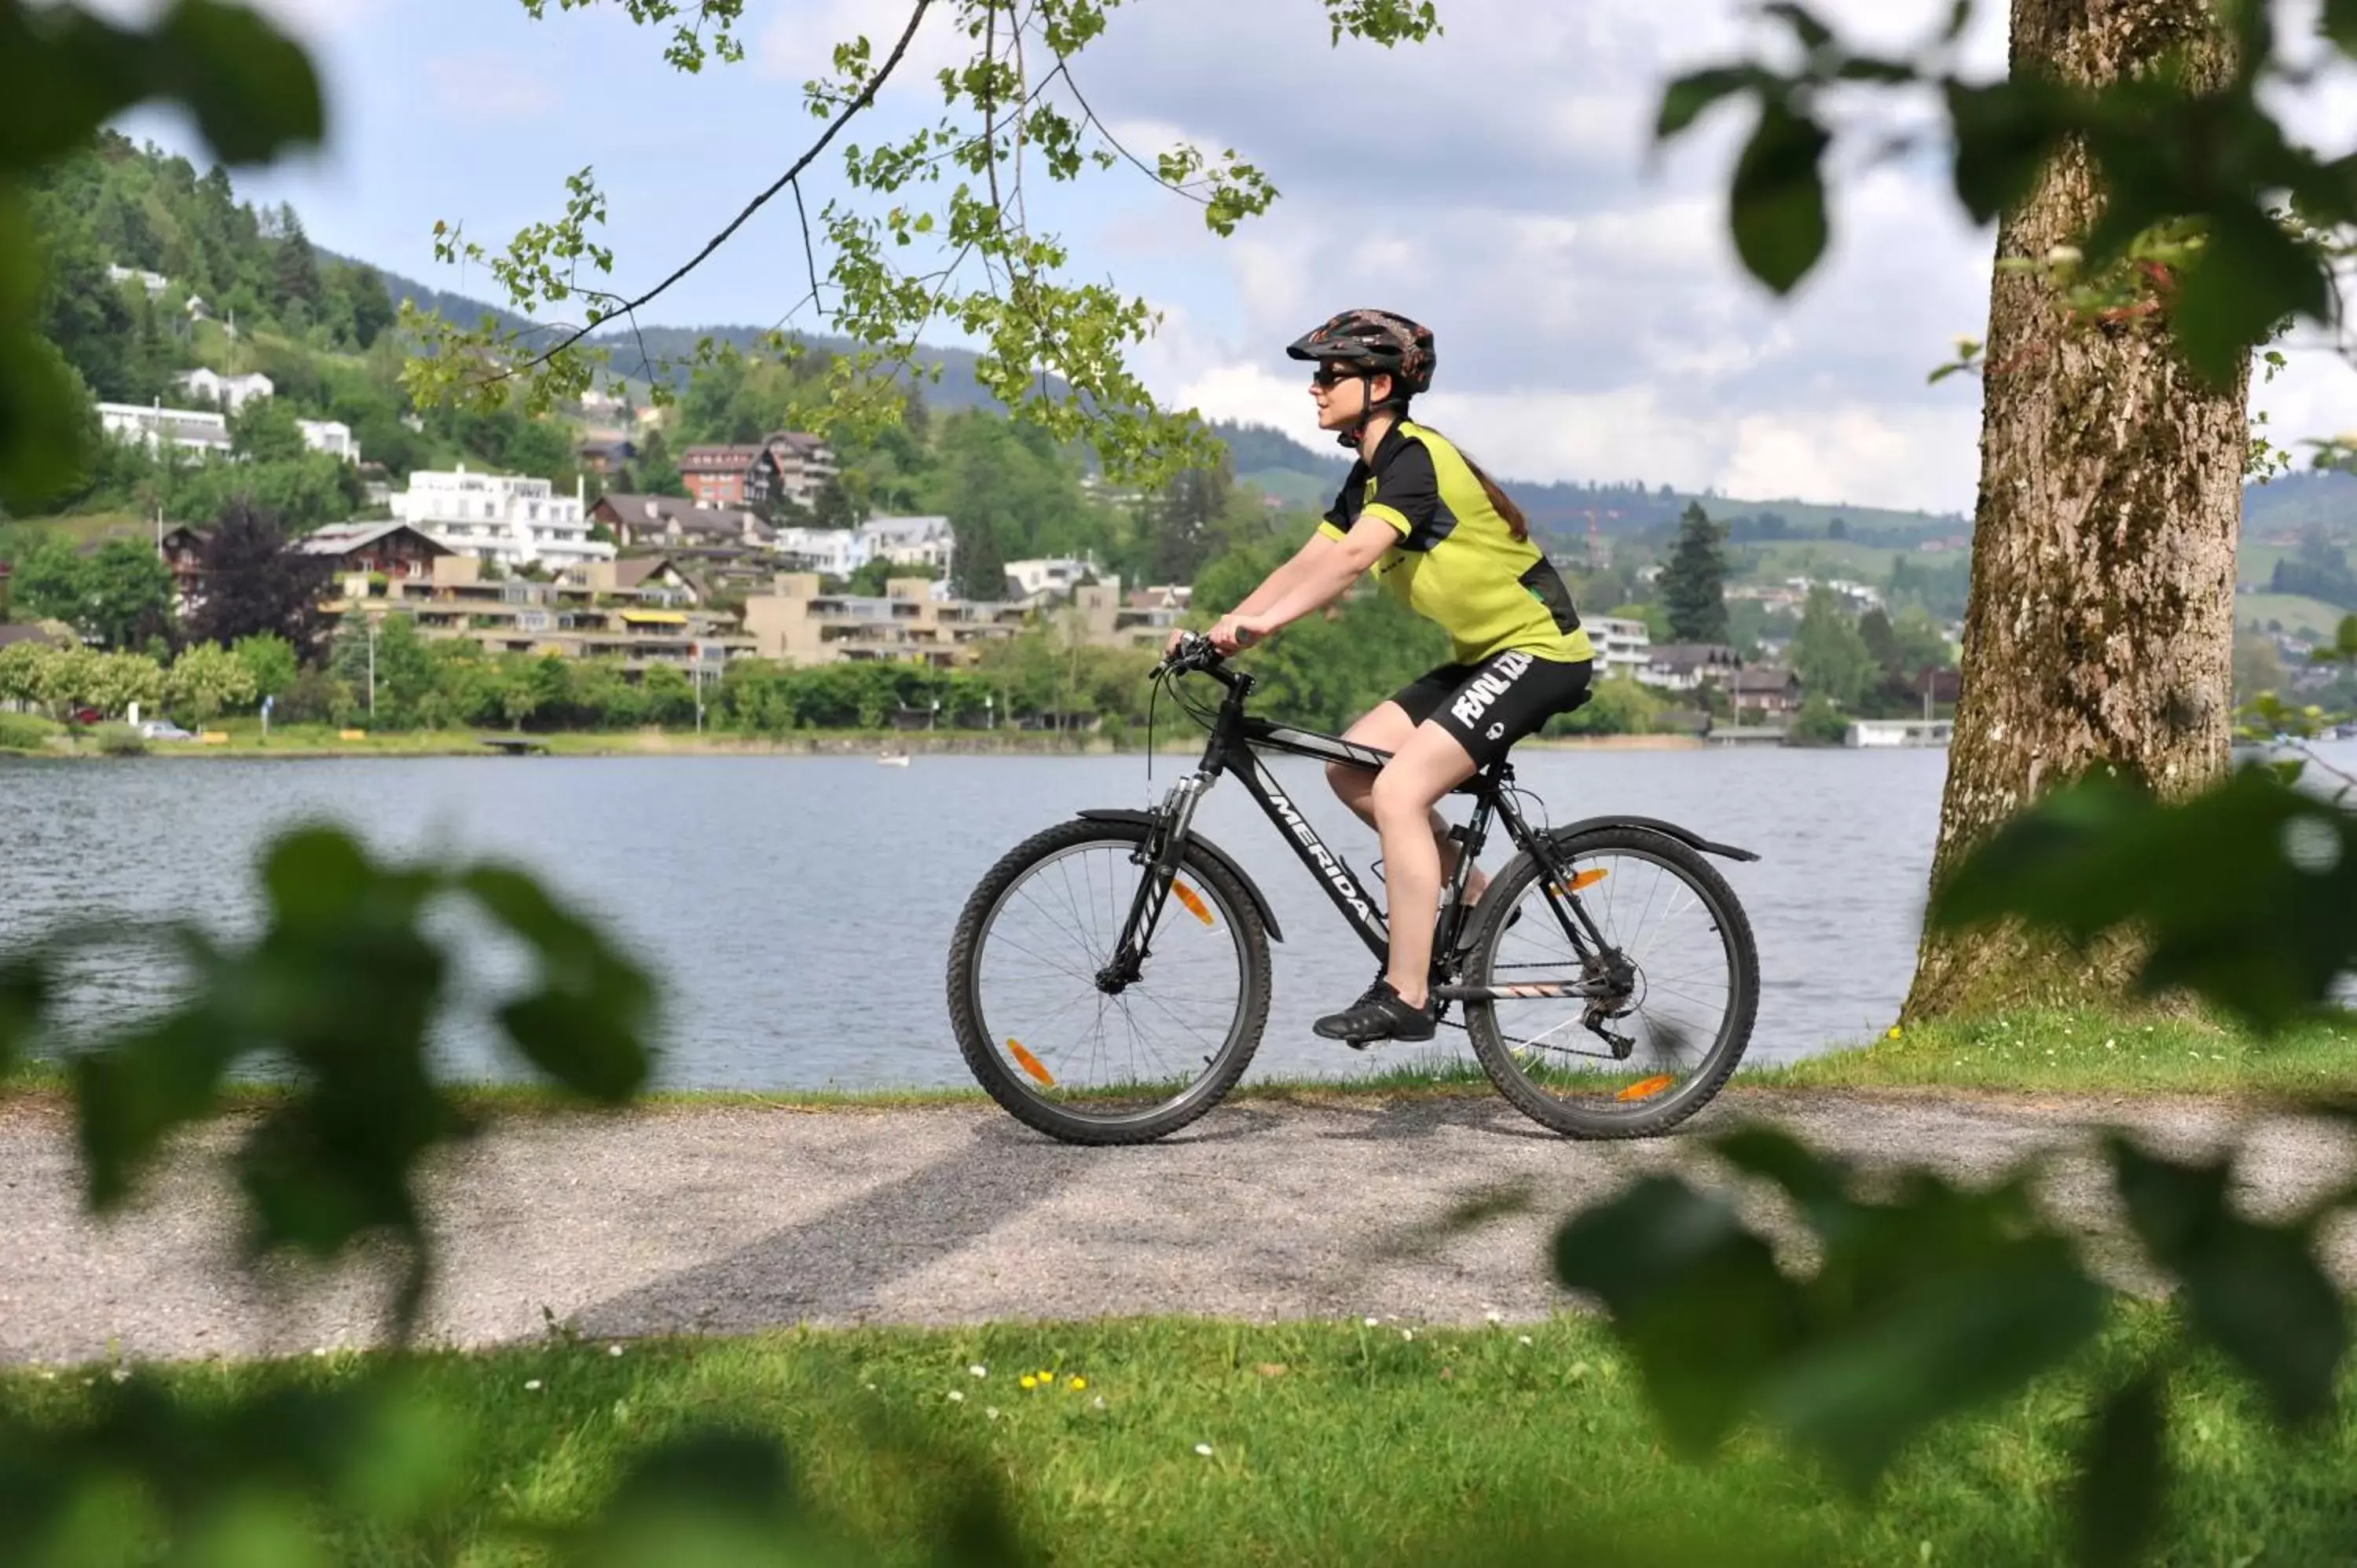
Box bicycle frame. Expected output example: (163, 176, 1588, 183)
(1098, 661, 1627, 1008)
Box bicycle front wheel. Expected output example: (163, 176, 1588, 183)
(947, 817, 1270, 1145)
(1463, 826, 1758, 1138)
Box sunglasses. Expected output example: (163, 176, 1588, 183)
(1309, 364, 1369, 389)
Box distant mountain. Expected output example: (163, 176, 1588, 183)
(585, 324, 1026, 417)
(2246, 469, 2357, 537)
(339, 256, 544, 342)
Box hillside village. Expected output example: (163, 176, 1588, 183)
(4, 136, 2354, 745)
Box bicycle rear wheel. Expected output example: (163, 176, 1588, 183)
(947, 817, 1270, 1145)
(1463, 826, 1758, 1138)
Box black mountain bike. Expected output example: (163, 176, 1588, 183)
(946, 634, 1761, 1145)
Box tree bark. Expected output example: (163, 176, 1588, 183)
(1902, 0, 2249, 1020)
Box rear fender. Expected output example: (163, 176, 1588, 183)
(1545, 815, 1759, 864)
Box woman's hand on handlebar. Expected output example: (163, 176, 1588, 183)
(1208, 613, 1276, 655)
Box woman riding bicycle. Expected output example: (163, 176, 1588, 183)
(1182, 308, 1596, 1045)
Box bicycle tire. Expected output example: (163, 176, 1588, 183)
(947, 816, 1271, 1145)
(1463, 825, 1758, 1138)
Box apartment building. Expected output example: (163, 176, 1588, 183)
(328, 554, 745, 671)
(1583, 614, 1652, 680)
(741, 573, 1026, 667)
(391, 466, 615, 571)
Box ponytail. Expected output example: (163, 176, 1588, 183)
(1394, 410, 1531, 541)
(1468, 460, 1530, 542)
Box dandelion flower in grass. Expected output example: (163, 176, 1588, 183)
(1194, 1443, 1214, 1457)
(1020, 1375, 1039, 1390)
(1069, 1376, 1087, 1391)
(1039, 1369, 1054, 1383)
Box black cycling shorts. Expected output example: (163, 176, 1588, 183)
(1390, 651, 1593, 767)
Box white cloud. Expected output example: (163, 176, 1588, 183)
(755, 0, 971, 86)
(1043, 0, 2031, 510)
(425, 52, 559, 124)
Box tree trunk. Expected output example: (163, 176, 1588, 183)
(1901, 0, 2249, 1021)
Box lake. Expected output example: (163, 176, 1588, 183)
(4, 740, 2351, 1090)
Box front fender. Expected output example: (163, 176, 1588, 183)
(1076, 808, 1285, 941)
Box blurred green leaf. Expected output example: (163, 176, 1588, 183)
(2074, 1375, 2166, 1568)
(2326, 0, 2357, 51)
(1758, 1236, 2105, 1489)
(2168, 204, 2326, 387)
(0, 953, 44, 1084)
(464, 865, 657, 1104)
(1946, 79, 2069, 223)
(1571, 1127, 2109, 1489)
(1760, 1, 1833, 51)
(2109, 1138, 2347, 1425)
(1555, 1175, 1801, 1455)
(1929, 768, 2357, 1033)
(150, 0, 325, 164)
(75, 998, 244, 1211)
(1729, 101, 1829, 293)
(1656, 67, 1758, 139)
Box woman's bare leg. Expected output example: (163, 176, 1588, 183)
(1327, 703, 1488, 903)
(1367, 721, 1482, 1009)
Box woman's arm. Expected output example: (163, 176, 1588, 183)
(1209, 517, 1395, 651)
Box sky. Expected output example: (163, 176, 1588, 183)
(104, 0, 2357, 515)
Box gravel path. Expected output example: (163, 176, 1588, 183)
(6, 1089, 2355, 1366)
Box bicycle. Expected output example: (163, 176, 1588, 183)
(946, 633, 1761, 1145)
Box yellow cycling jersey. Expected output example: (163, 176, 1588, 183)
(1316, 420, 1594, 668)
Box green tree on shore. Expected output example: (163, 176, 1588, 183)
(1658, 503, 1730, 643)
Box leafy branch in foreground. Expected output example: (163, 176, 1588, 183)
(0, 825, 655, 1336)
(1557, 1116, 2350, 1568)
(404, 0, 1440, 484)
(0, 0, 323, 509)
(0, 829, 1054, 1566)
(1557, 735, 2357, 1567)
(1657, 0, 2357, 387)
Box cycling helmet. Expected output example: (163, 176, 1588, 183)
(1285, 309, 1435, 396)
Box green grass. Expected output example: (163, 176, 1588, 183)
(1734, 539, 1912, 584)
(1758, 1006, 2357, 1096)
(12, 1013, 2355, 1108)
(5, 1312, 2352, 1565)
(2238, 592, 2355, 639)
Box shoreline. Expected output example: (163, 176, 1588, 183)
(0, 728, 1722, 760)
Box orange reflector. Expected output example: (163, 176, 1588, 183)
(1171, 879, 1214, 926)
(1007, 1040, 1056, 1087)
(1562, 868, 1609, 893)
(1615, 1074, 1677, 1103)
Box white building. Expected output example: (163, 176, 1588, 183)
(296, 419, 360, 463)
(1004, 556, 1114, 603)
(390, 465, 614, 571)
(857, 515, 955, 573)
(97, 401, 230, 458)
(174, 368, 275, 413)
(1585, 614, 1652, 680)
(107, 265, 170, 298)
(773, 526, 871, 577)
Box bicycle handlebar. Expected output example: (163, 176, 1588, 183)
(1150, 632, 1228, 682)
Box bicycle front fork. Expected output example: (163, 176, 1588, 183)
(1095, 771, 1211, 994)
